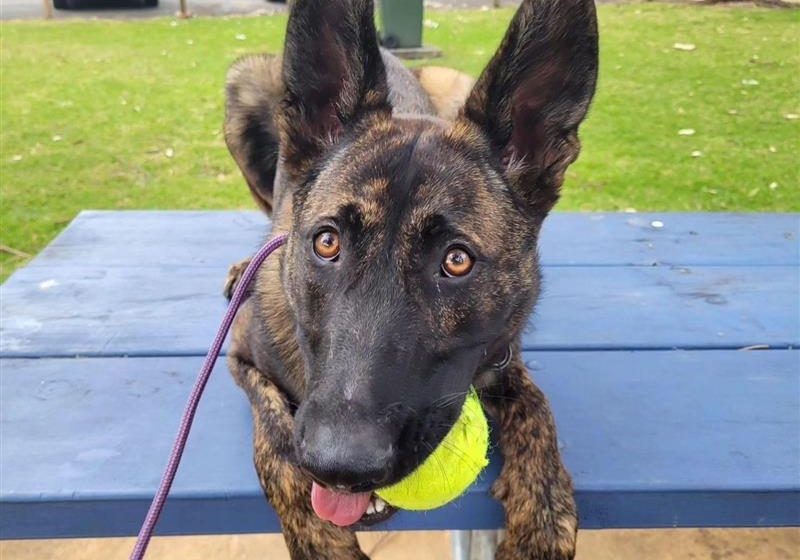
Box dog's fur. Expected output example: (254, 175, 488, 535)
(223, 1, 598, 557)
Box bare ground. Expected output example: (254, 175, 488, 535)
(3, 528, 798, 559)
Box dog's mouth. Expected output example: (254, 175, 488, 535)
(310, 482, 397, 527)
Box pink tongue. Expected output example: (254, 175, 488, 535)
(311, 482, 372, 527)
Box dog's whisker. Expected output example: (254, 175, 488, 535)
(440, 440, 482, 471)
(482, 393, 526, 405)
(430, 390, 471, 409)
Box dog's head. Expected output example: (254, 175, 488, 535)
(240, 0, 597, 503)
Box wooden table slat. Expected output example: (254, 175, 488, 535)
(2, 264, 796, 357)
(1, 351, 797, 538)
(29, 211, 800, 268)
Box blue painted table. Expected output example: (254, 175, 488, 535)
(1, 211, 799, 540)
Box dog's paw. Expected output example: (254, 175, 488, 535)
(496, 511, 577, 560)
(223, 258, 251, 300)
(495, 537, 576, 560)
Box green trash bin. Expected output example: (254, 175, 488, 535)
(379, 0, 424, 49)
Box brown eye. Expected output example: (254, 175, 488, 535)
(442, 247, 474, 278)
(313, 230, 340, 261)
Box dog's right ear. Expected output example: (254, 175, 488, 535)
(279, 0, 390, 182)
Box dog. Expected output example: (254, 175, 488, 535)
(222, 0, 598, 557)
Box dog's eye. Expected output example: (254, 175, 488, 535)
(313, 230, 340, 261)
(441, 247, 474, 278)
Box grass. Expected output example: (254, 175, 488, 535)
(1, 4, 798, 280)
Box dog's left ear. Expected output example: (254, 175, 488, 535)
(279, 0, 391, 182)
(460, 0, 599, 217)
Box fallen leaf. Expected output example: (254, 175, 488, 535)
(678, 128, 695, 136)
(38, 279, 59, 290)
(728, 109, 738, 115)
(423, 19, 439, 29)
(11, 154, 22, 162)
(691, 150, 703, 158)
(741, 79, 759, 86)
(747, 187, 760, 197)
(673, 42, 696, 52)
(784, 113, 799, 120)
(52, 135, 62, 142)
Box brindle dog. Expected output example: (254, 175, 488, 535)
(222, 0, 598, 558)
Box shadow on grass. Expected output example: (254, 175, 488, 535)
(55, 0, 158, 11)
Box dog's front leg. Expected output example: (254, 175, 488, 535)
(486, 362, 578, 560)
(228, 354, 368, 560)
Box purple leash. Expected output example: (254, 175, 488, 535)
(130, 233, 288, 560)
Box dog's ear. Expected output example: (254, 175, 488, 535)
(224, 54, 284, 215)
(460, 0, 598, 217)
(279, 0, 390, 182)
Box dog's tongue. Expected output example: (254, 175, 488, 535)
(311, 482, 371, 527)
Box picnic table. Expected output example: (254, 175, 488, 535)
(1, 212, 798, 549)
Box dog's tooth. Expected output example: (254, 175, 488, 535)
(375, 498, 386, 513)
(366, 502, 376, 515)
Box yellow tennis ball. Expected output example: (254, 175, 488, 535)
(376, 388, 489, 511)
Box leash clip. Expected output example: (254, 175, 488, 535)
(490, 346, 513, 371)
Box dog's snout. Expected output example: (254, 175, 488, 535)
(296, 409, 394, 491)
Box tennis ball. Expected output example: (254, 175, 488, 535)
(375, 388, 489, 511)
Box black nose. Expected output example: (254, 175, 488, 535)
(296, 411, 394, 491)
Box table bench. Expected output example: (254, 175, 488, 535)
(1, 212, 798, 552)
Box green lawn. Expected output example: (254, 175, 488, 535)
(1, 4, 798, 280)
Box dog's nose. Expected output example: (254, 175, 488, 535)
(297, 419, 394, 491)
